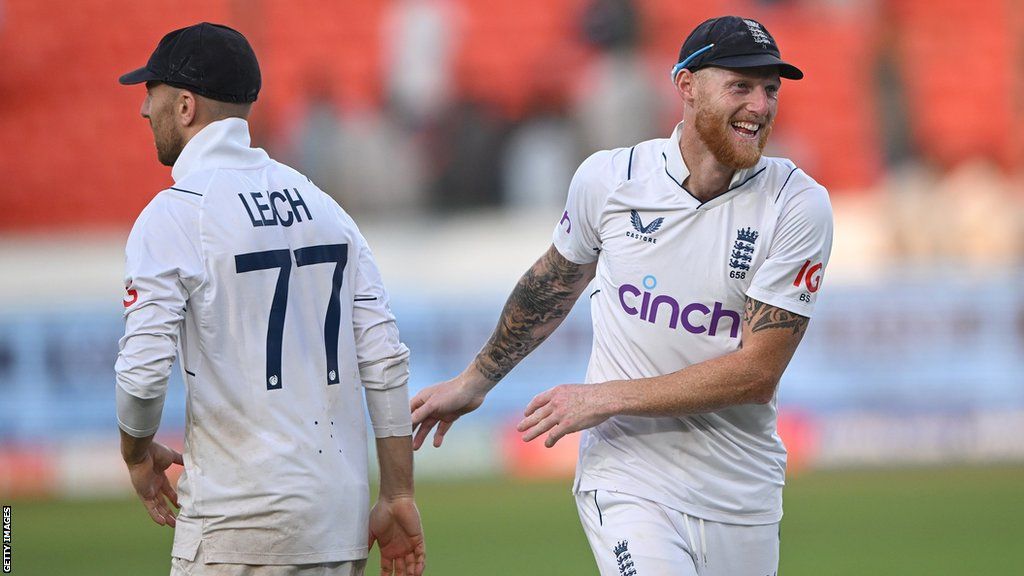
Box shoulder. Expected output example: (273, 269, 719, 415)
(760, 157, 831, 215)
(622, 136, 671, 181)
(132, 186, 202, 230)
(573, 138, 666, 191)
(574, 147, 627, 183)
(125, 187, 203, 260)
(125, 186, 201, 243)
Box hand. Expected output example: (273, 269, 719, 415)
(517, 384, 612, 448)
(125, 442, 183, 527)
(369, 496, 426, 576)
(410, 372, 489, 449)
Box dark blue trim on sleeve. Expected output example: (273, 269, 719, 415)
(170, 187, 203, 197)
(627, 146, 636, 180)
(775, 167, 798, 203)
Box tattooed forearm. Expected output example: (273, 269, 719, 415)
(743, 298, 809, 335)
(474, 247, 591, 383)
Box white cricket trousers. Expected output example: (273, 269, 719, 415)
(576, 490, 779, 576)
(170, 543, 367, 576)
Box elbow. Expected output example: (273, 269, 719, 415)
(749, 371, 781, 405)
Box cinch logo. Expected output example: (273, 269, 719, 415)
(793, 259, 823, 293)
(625, 210, 664, 244)
(618, 275, 741, 338)
(560, 210, 572, 234)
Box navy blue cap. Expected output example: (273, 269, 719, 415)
(671, 16, 803, 82)
(119, 22, 261, 103)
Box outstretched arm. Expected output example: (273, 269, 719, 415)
(410, 245, 597, 449)
(518, 297, 810, 447)
(474, 245, 597, 382)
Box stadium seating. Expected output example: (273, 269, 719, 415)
(0, 0, 1019, 230)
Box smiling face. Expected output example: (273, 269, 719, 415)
(689, 66, 780, 169)
(140, 81, 187, 166)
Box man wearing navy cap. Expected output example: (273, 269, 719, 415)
(116, 23, 425, 576)
(412, 15, 832, 575)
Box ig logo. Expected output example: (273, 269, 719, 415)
(793, 260, 823, 293)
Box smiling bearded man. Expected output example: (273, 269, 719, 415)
(411, 15, 833, 576)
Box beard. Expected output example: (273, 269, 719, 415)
(694, 100, 772, 170)
(150, 110, 186, 167)
(155, 125, 186, 167)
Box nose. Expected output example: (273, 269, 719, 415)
(140, 96, 150, 119)
(746, 87, 771, 117)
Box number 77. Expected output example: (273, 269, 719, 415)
(235, 244, 349, 390)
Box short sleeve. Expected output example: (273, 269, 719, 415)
(746, 177, 834, 317)
(552, 150, 618, 264)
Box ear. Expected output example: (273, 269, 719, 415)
(176, 90, 198, 127)
(675, 69, 698, 106)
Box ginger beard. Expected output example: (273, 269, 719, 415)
(694, 94, 773, 170)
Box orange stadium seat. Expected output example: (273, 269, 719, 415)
(889, 0, 1016, 171)
(0, 0, 1016, 230)
(0, 0, 233, 230)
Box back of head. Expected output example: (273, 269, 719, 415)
(119, 22, 261, 109)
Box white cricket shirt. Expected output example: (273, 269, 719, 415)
(553, 122, 833, 525)
(116, 118, 409, 564)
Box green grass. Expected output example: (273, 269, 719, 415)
(6, 466, 1024, 575)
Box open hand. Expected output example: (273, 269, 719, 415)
(126, 442, 183, 527)
(369, 496, 426, 576)
(410, 374, 489, 449)
(517, 384, 612, 448)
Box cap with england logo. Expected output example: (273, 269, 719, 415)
(670, 16, 803, 83)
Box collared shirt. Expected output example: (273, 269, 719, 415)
(552, 121, 833, 524)
(116, 118, 409, 563)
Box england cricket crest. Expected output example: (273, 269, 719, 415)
(729, 227, 759, 271)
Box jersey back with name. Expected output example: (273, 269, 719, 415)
(173, 167, 372, 564)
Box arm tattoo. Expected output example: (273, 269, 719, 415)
(743, 298, 809, 335)
(474, 248, 587, 382)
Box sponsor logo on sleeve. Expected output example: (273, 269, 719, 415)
(122, 285, 139, 308)
(793, 259, 824, 293)
(560, 210, 572, 234)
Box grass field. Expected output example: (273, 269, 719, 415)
(7, 465, 1024, 575)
